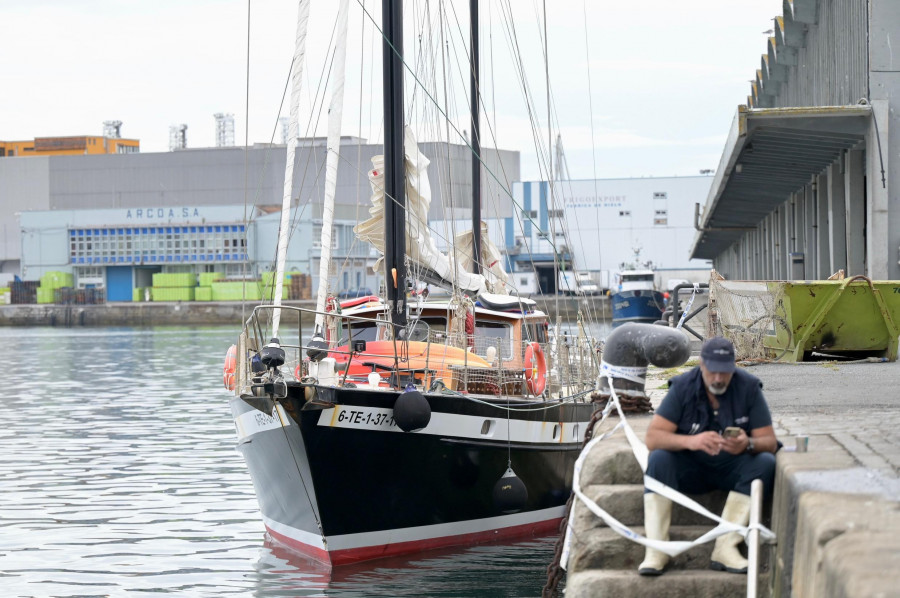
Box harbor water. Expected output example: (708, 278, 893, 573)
(0, 326, 586, 597)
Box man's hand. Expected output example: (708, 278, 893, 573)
(688, 431, 726, 456)
(721, 429, 750, 455)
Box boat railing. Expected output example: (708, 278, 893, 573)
(238, 304, 599, 399)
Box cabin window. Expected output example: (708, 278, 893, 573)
(525, 321, 548, 344)
(474, 321, 512, 359)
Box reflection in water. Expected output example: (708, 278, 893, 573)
(0, 326, 569, 597)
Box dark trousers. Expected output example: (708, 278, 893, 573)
(645, 448, 776, 497)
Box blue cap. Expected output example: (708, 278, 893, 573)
(700, 337, 736, 373)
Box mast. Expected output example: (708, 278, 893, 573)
(313, 0, 351, 334)
(469, 0, 481, 275)
(271, 0, 311, 340)
(383, 0, 407, 329)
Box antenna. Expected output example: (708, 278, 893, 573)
(214, 113, 235, 147)
(103, 120, 122, 138)
(169, 124, 188, 151)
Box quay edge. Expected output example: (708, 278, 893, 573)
(0, 296, 610, 327)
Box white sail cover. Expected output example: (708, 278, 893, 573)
(354, 128, 507, 296)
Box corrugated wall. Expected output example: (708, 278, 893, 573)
(775, 0, 868, 107)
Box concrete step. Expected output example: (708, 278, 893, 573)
(573, 484, 731, 530)
(567, 525, 721, 573)
(579, 440, 644, 485)
(565, 569, 751, 598)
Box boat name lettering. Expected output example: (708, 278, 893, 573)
(126, 207, 202, 219)
(337, 408, 395, 428)
(255, 411, 278, 426)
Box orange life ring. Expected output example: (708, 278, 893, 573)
(223, 344, 237, 390)
(524, 342, 548, 396)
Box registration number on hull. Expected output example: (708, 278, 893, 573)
(319, 406, 400, 431)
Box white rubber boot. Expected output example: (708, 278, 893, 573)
(637, 492, 672, 576)
(710, 491, 751, 573)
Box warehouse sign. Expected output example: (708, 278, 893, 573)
(125, 207, 202, 220)
(563, 195, 627, 209)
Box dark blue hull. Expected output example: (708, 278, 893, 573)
(611, 290, 665, 327)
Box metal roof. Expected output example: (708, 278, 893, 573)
(690, 105, 871, 259)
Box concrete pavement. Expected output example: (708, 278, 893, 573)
(565, 357, 900, 597)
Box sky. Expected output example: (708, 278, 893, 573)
(2, 0, 785, 181)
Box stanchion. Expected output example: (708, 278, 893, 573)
(747, 478, 762, 598)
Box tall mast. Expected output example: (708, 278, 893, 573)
(469, 0, 481, 275)
(313, 0, 351, 334)
(271, 0, 311, 340)
(383, 0, 406, 329)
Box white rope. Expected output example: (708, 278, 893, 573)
(561, 373, 775, 570)
(599, 361, 646, 385)
(675, 283, 699, 329)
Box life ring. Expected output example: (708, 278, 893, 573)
(223, 344, 237, 391)
(524, 342, 547, 396)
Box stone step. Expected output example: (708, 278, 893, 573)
(579, 440, 644, 485)
(573, 484, 731, 530)
(565, 568, 752, 598)
(567, 525, 722, 573)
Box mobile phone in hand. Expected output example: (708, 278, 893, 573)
(723, 426, 741, 438)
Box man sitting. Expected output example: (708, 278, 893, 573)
(638, 336, 777, 576)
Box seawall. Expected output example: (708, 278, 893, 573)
(0, 296, 611, 327)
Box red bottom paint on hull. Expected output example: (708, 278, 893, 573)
(265, 517, 564, 567)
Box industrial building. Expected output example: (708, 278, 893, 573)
(1, 137, 520, 301)
(693, 0, 900, 281)
(511, 177, 713, 293)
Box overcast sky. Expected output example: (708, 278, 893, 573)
(2, 0, 785, 180)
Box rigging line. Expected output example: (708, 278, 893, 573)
(278, 20, 342, 281)
(354, 0, 546, 242)
(273, 402, 326, 538)
(494, 1, 564, 268)
(242, 0, 251, 323)
(438, 0, 462, 296)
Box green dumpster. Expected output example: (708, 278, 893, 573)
(763, 276, 900, 361)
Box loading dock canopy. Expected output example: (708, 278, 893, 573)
(691, 105, 871, 260)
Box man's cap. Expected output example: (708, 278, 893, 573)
(700, 337, 736, 373)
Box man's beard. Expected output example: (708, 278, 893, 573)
(708, 383, 728, 395)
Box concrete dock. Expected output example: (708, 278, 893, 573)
(0, 295, 610, 327)
(564, 358, 899, 597)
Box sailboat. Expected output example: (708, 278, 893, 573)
(226, 0, 599, 566)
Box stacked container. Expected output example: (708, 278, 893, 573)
(151, 272, 197, 302)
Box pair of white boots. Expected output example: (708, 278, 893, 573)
(638, 491, 751, 576)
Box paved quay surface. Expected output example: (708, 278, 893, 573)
(638, 357, 900, 597)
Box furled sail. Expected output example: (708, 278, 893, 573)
(355, 127, 507, 296)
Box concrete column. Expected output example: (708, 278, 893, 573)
(844, 149, 866, 276)
(866, 99, 890, 279)
(827, 160, 847, 275)
(816, 173, 829, 279)
(805, 184, 816, 278)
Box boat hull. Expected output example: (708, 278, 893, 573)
(611, 290, 665, 327)
(231, 385, 594, 565)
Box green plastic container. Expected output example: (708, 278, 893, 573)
(199, 272, 224, 287)
(36, 287, 55, 304)
(210, 281, 261, 301)
(195, 287, 212, 301)
(40, 271, 74, 290)
(152, 272, 198, 288)
(763, 276, 900, 361)
(151, 287, 195, 302)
